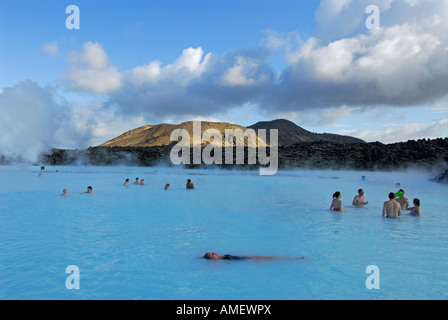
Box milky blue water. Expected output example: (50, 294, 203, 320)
(1, 165, 447, 300)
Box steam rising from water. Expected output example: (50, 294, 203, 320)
(0, 81, 145, 163)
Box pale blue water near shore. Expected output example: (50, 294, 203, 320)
(1, 165, 447, 300)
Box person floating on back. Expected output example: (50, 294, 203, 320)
(202, 252, 305, 261)
(186, 179, 195, 189)
(382, 192, 401, 218)
(353, 189, 368, 208)
(330, 191, 347, 212)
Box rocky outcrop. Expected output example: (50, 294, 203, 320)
(40, 138, 448, 171)
(433, 169, 448, 184)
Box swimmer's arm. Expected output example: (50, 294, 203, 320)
(382, 203, 386, 217)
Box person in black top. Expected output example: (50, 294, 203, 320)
(202, 252, 304, 261)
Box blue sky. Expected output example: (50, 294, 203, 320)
(1, 0, 448, 159)
(0, 0, 318, 85)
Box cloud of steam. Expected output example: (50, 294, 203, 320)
(0, 81, 146, 162)
(0, 81, 61, 161)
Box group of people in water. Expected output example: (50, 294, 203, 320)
(59, 178, 195, 196)
(123, 177, 195, 190)
(54, 168, 422, 262)
(329, 187, 421, 217)
(60, 186, 94, 196)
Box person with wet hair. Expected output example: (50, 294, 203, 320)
(186, 179, 195, 189)
(330, 191, 347, 212)
(353, 189, 369, 208)
(407, 198, 421, 217)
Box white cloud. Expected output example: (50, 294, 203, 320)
(271, 5, 448, 112)
(41, 42, 60, 56)
(127, 47, 213, 88)
(69, 42, 109, 69)
(62, 42, 123, 94)
(55, 101, 147, 148)
(63, 67, 123, 94)
(338, 119, 448, 143)
(221, 56, 270, 86)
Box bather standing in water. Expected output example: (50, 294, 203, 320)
(61, 189, 68, 196)
(382, 192, 401, 218)
(353, 189, 368, 208)
(407, 198, 421, 217)
(203, 252, 305, 261)
(330, 191, 347, 212)
(186, 179, 195, 189)
(395, 189, 409, 210)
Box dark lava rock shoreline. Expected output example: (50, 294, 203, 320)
(38, 138, 448, 172)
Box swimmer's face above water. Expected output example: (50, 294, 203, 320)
(204, 252, 219, 260)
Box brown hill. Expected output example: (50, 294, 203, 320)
(100, 121, 268, 147)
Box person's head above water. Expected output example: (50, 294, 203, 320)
(389, 192, 396, 199)
(203, 252, 219, 260)
(413, 198, 421, 207)
(333, 191, 341, 199)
